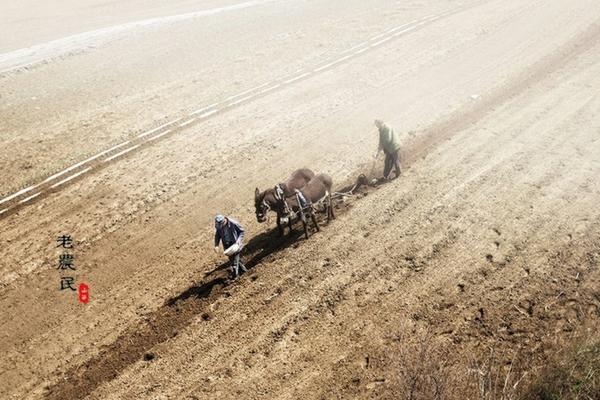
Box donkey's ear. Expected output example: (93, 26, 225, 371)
(255, 187, 260, 198)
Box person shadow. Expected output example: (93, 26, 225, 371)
(166, 225, 306, 306)
(202, 224, 307, 279)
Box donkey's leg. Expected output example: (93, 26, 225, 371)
(238, 254, 248, 274)
(311, 211, 320, 232)
(277, 215, 284, 237)
(228, 255, 237, 278)
(303, 219, 310, 239)
(328, 192, 336, 221)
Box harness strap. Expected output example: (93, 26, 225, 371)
(261, 199, 271, 213)
(274, 184, 285, 200)
(295, 189, 309, 209)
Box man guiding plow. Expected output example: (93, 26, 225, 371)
(375, 119, 402, 180)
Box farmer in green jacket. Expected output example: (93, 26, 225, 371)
(375, 119, 401, 180)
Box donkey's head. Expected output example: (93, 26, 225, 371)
(255, 186, 288, 223)
(255, 188, 272, 223)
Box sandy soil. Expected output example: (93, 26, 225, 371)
(1, 0, 599, 399)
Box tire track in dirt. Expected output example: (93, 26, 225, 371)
(0, 0, 283, 75)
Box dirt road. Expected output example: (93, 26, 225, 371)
(1, 1, 599, 398)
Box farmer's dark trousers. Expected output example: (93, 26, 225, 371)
(384, 150, 401, 179)
(229, 252, 247, 277)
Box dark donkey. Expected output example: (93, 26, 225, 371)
(255, 168, 315, 235)
(278, 173, 335, 239)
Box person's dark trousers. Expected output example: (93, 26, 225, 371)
(383, 150, 401, 179)
(229, 252, 247, 277)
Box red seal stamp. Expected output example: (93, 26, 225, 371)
(78, 283, 89, 304)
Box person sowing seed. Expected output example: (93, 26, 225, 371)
(213, 214, 247, 279)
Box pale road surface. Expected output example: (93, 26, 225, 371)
(0, 1, 599, 399)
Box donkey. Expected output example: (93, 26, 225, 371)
(278, 173, 335, 239)
(255, 168, 315, 235)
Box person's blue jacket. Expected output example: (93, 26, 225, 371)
(214, 217, 245, 250)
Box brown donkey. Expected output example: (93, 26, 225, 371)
(278, 173, 335, 239)
(255, 168, 315, 235)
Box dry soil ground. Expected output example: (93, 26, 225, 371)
(1, 1, 599, 399)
